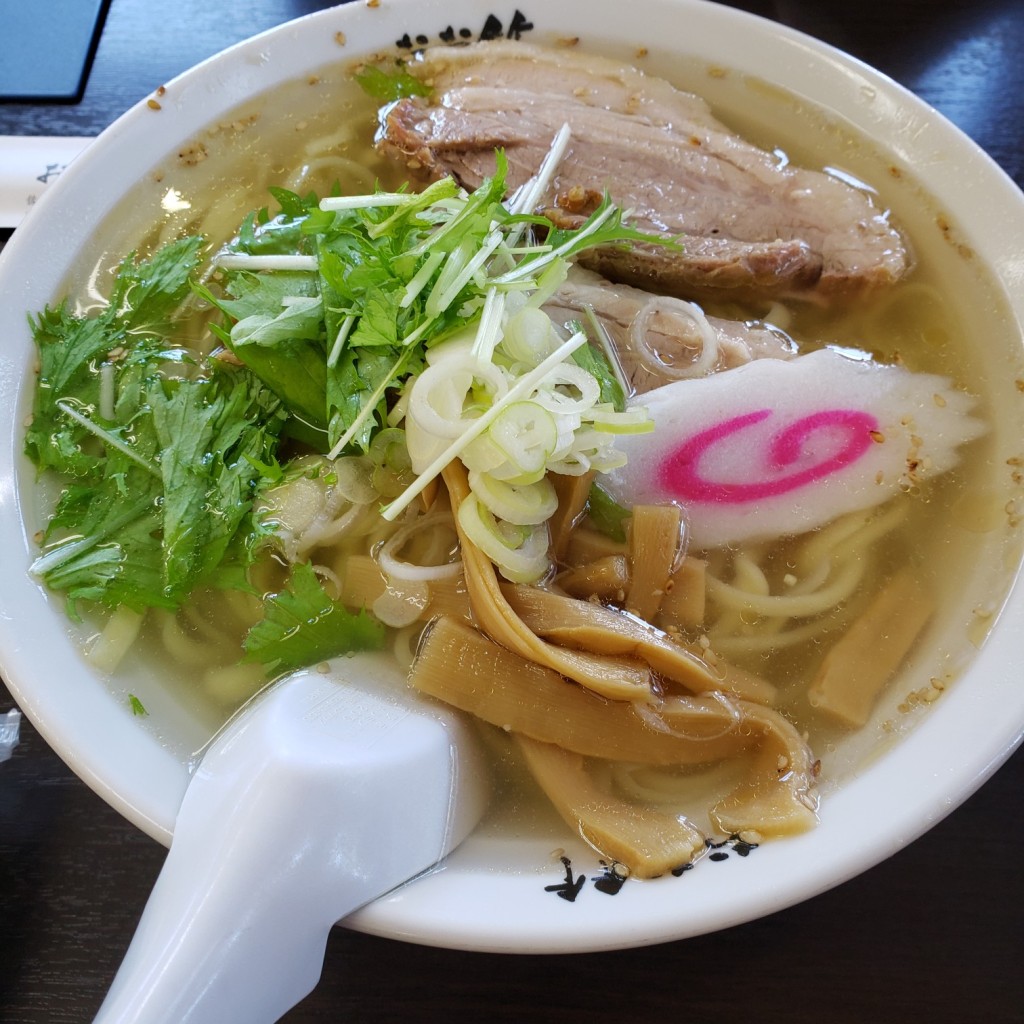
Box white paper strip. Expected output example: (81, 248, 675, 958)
(0, 135, 93, 228)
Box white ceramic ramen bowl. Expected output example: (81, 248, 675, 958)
(1, 0, 1023, 953)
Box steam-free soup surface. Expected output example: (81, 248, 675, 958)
(29, 40, 1020, 876)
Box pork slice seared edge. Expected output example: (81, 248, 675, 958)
(377, 41, 910, 303)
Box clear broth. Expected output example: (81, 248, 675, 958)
(45, 43, 1024, 830)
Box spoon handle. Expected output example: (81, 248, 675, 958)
(92, 754, 350, 1023)
(92, 656, 486, 1023)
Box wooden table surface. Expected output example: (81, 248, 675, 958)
(2, 1, 1022, 1021)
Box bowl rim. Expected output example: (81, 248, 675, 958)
(1, 0, 1023, 954)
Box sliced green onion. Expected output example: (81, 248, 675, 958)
(501, 306, 557, 364)
(586, 405, 654, 434)
(532, 363, 601, 416)
(368, 427, 413, 472)
(459, 433, 510, 475)
(468, 470, 558, 526)
(586, 448, 627, 472)
(376, 511, 464, 582)
(381, 330, 588, 521)
(457, 493, 550, 583)
(486, 401, 558, 477)
(407, 355, 510, 446)
(546, 452, 592, 476)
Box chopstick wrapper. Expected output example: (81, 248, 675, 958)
(1, 136, 93, 229)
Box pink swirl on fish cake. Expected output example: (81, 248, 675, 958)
(657, 408, 879, 504)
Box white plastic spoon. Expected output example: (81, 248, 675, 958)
(94, 651, 488, 1023)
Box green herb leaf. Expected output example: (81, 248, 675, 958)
(26, 249, 286, 616)
(326, 346, 409, 453)
(26, 239, 206, 477)
(243, 562, 386, 675)
(109, 236, 206, 330)
(588, 483, 631, 542)
(233, 337, 330, 432)
(354, 64, 432, 101)
(572, 340, 627, 412)
(346, 287, 403, 349)
(267, 186, 317, 220)
(147, 373, 286, 601)
(212, 269, 319, 323)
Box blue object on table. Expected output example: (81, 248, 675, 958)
(0, 0, 111, 102)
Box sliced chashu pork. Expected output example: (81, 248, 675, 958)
(378, 41, 909, 302)
(545, 267, 796, 394)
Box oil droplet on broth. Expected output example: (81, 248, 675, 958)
(950, 488, 1006, 533)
